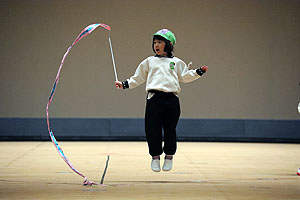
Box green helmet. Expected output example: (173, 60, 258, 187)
(153, 29, 176, 45)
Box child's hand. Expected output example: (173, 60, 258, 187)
(200, 65, 208, 72)
(115, 81, 123, 89)
(196, 65, 208, 76)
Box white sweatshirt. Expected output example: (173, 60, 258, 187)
(127, 56, 200, 94)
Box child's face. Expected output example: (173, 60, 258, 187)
(153, 39, 167, 56)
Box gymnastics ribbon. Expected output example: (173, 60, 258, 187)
(46, 23, 111, 186)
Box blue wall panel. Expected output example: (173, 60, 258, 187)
(0, 118, 299, 142)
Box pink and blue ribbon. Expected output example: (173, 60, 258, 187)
(46, 23, 111, 186)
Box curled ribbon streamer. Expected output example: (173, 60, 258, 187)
(46, 23, 111, 186)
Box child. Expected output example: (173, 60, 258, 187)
(115, 29, 207, 172)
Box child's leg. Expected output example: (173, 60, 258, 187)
(145, 96, 164, 156)
(162, 95, 180, 155)
(161, 95, 180, 172)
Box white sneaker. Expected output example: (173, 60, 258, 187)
(162, 157, 173, 171)
(151, 159, 161, 172)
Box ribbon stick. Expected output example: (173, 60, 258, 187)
(46, 23, 111, 186)
(108, 32, 118, 81)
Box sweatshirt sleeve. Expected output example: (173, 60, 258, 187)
(177, 60, 200, 83)
(127, 58, 149, 89)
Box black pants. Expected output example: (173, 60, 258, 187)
(145, 90, 181, 156)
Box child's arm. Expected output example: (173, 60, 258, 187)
(178, 61, 208, 83)
(114, 58, 149, 90)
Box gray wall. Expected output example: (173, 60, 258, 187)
(1, 0, 300, 120)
